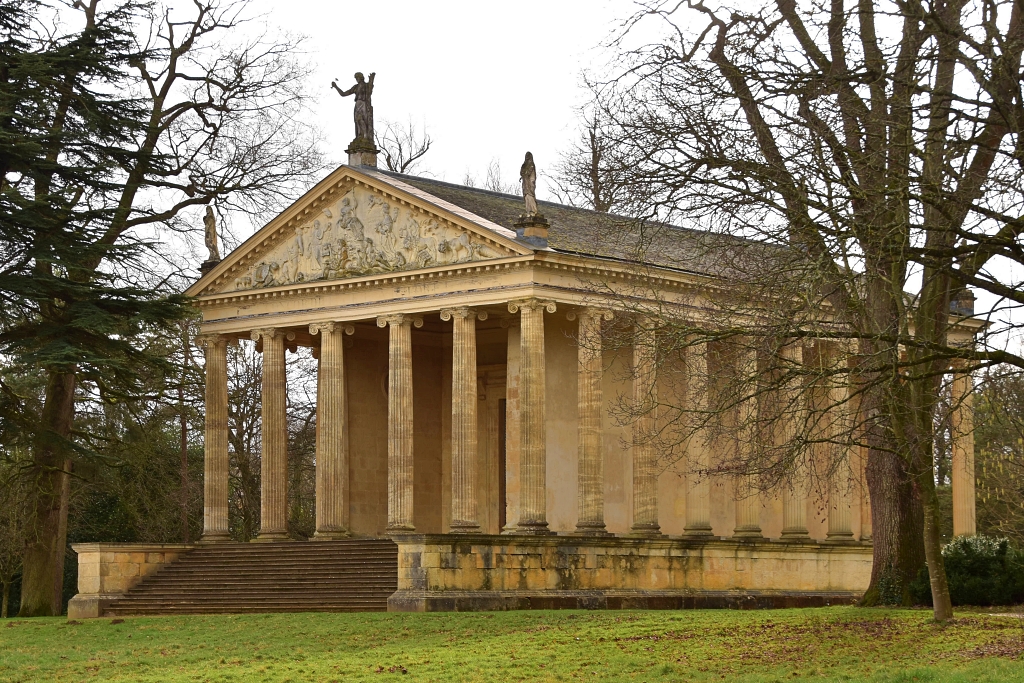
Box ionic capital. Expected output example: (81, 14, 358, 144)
(196, 333, 230, 349)
(376, 314, 424, 329)
(250, 327, 281, 342)
(309, 322, 356, 336)
(508, 299, 556, 315)
(440, 307, 488, 322)
(568, 307, 614, 322)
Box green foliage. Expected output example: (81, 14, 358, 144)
(0, 0, 191, 392)
(911, 535, 1024, 606)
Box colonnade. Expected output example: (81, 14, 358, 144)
(197, 300, 978, 541)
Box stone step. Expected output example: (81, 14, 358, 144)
(110, 596, 391, 606)
(105, 539, 398, 615)
(156, 564, 397, 575)
(107, 597, 391, 607)
(104, 605, 387, 615)
(127, 586, 396, 595)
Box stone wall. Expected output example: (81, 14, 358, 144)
(67, 543, 194, 619)
(388, 534, 872, 612)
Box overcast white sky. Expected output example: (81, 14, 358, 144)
(243, 0, 634, 195)
(164, 0, 1018, 355)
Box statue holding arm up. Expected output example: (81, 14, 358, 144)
(332, 72, 376, 143)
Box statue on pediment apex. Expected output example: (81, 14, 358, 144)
(332, 72, 376, 144)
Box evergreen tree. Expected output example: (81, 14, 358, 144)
(0, 0, 322, 615)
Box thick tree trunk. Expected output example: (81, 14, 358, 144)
(2, 580, 9, 618)
(18, 371, 75, 617)
(862, 444, 925, 605)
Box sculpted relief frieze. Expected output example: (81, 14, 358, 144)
(233, 187, 507, 291)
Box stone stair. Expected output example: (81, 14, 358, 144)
(104, 539, 398, 616)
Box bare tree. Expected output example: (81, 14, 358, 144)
(975, 366, 1024, 544)
(375, 118, 432, 175)
(461, 158, 519, 195)
(551, 112, 632, 213)
(9, 0, 325, 616)
(226, 342, 262, 541)
(485, 159, 519, 194)
(587, 0, 1024, 621)
(0, 457, 30, 618)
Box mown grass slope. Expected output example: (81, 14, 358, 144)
(1, 607, 1022, 682)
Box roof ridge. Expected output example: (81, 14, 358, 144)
(374, 168, 645, 225)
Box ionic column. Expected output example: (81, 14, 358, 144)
(733, 346, 762, 538)
(951, 360, 977, 536)
(632, 318, 661, 536)
(199, 334, 230, 542)
(310, 322, 354, 539)
(377, 314, 422, 533)
(575, 308, 613, 535)
(442, 306, 487, 533)
(684, 341, 713, 536)
(779, 342, 809, 538)
(508, 298, 556, 534)
(252, 327, 289, 541)
(826, 344, 854, 540)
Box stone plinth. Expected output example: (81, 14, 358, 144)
(347, 137, 379, 167)
(387, 534, 872, 612)
(67, 543, 195, 619)
(514, 214, 549, 249)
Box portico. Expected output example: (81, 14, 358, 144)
(179, 162, 980, 611)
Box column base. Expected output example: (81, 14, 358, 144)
(629, 524, 662, 537)
(682, 525, 714, 537)
(824, 531, 857, 543)
(313, 530, 351, 540)
(574, 525, 613, 537)
(449, 524, 482, 534)
(513, 523, 555, 535)
(732, 527, 763, 539)
(780, 527, 810, 539)
(253, 531, 292, 542)
(198, 531, 232, 543)
(387, 525, 417, 534)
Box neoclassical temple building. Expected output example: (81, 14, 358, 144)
(68, 151, 980, 617)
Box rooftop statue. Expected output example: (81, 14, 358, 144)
(204, 205, 220, 262)
(332, 72, 376, 143)
(520, 151, 538, 215)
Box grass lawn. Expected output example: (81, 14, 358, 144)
(1, 607, 1022, 682)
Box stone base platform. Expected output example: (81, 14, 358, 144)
(388, 589, 860, 612)
(68, 543, 196, 619)
(388, 533, 871, 612)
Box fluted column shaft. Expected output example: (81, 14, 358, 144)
(780, 343, 809, 538)
(510, 299, 555, 534)
(576, 309, 611, 535)
(253, 328, 289, 540)
(951, 361, 977, 536)
(200, 335, 230, 541)
(444, 307, 483, 532)
(632, 319, 661, 535)
(378, 314, 420, 532)
(733, 346, 761, 538)
(827, 344, 854, 540)
(311, 322, 350, 538)
(684, 341, 713, 535)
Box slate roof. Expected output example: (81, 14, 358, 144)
(373, 168, 775, 278)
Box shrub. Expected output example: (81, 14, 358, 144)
(910, 535, 1024, 606)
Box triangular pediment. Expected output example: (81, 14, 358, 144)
(188, 166, 529, 297)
